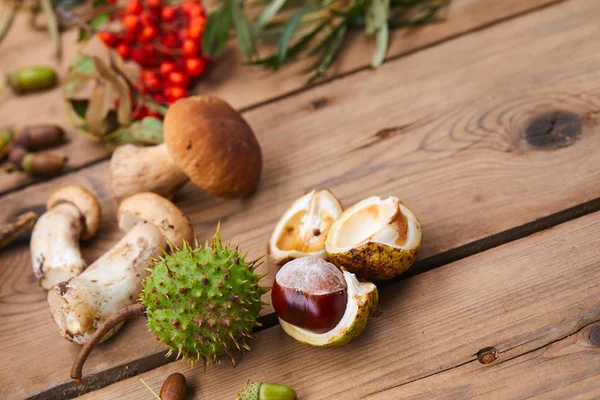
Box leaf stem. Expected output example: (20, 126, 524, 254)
(139, 377, 161, 400)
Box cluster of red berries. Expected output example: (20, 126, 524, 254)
(97, 0, 208, 105)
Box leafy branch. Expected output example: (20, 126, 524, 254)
(204, 0, 448, 81)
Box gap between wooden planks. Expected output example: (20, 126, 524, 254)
(0, 0, 564, 195)
(2, 0, 600, 397)
(80, 208, 600, 399)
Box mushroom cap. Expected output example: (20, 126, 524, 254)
(117, 192, 193, 249)
(47, 185, 101, 240)
(163, 96, 262, 198)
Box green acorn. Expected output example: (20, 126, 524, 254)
(237, 381, 297, 400)
(142, 227, 269, 365)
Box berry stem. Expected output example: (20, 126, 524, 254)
(71, 303, 146, 382)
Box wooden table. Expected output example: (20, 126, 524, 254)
(2, 0, 600, 398)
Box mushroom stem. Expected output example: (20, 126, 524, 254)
(110, 143, 189, 202)
(31, 185, 101, 289)
(48, 193, 192, 345)
(48, 223, 166, 344)
(31, 203, 86, 289)
(71, 303, 146, 382)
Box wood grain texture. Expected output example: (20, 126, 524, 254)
(0, 0, 562, 194)
(80, 209, 600, 400)
(366, 322, 600, 399)
(2, 0, 600, 397)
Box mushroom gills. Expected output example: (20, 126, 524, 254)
(268, 190, 343, 265)
(31, 202, 86, 290)
(48, 223, 166, 344)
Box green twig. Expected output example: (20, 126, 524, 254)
(40, 0, 61, 58)
(0, 0, 16, 43)
(139, 377, 161, 400)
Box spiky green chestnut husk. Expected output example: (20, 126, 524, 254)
(236, 381, 297, 400)
(142, 228, 268, 365)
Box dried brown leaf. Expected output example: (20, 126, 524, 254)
(85, 82, 108, 136)
(92, 56, 131, 125)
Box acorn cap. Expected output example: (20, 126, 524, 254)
(46, 185, 102, 240)
(163, 96, 262, 198)
(117, 192, 193, 249)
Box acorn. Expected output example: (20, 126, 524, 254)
(7, 66, 57, 94)
(9, 146, 65, 177)
(0, 128, 14, 159)
(237, 381, 297, 400)
(15, 125, 65, 150)
(160, 373, 187, 400)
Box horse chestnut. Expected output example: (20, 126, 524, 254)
(272, 257, 347, 334)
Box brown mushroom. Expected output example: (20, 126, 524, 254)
(110, 96, 262, 202)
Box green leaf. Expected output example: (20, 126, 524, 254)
(144, 101, 168, 116)
(70, 100, 89, 120)
(202, 10, 221, 58)
(127, 117, 164, 144)
(249, 20, 327, 68)
(203, 2, 234, 58)
(79, 13, 110, 42)
(372, 21, 388, 67)
(254, 0, 287, 34)
(91, 12, 110, 29)
(232, 1, 256, 60)
(308, 25, 347, 82)
(70, 55, 96, 75)
(366, 0, 390, 35)
(276, 6, 307, 68)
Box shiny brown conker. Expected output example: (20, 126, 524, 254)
(272, 256, 347, 334)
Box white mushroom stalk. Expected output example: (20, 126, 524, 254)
(110, 143, 188, 203)
(48, 192, 193, 345)
(30, 185, 101, 290)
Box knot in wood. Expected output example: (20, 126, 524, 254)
(590, 326, 600, 347)
(476, 347, 498, 364)
(525, 111, 582, 149)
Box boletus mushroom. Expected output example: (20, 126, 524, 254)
(31, 185, 101, 290)
(48, 192, 193, 344)
(110, 96, 262, 202)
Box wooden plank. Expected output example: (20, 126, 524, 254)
(0, 0, 562, 195)
(365, 323, 600, 399)
(80, 209, 600, 399)
(2, 0, 600, 397)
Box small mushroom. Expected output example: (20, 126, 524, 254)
(110, 96, 262, 202)
(30, 185, 101, 290)
(47, 192, 193, 344)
